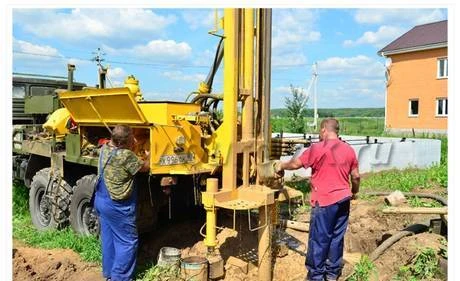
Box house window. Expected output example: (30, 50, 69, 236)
(408, 99, 419, 117)
(437, 58, 448, 78)
(436, 98, 448, 116)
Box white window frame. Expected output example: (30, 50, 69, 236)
(437, 57, 448, 79)
(436, 98, 448, 117)
(408, 99, 419, 117)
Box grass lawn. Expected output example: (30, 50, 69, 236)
(12, 182, 101, 263)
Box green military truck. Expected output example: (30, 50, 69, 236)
(13, 66, 86, 186)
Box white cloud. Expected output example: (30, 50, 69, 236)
(270, 9, 319, 71)
(347, 79, 386, 99)
(354, 9, 446, 26)
(193, 49, 215, 67)
(317, 55, 385, 78)
(273, 86, 293, 96)
(272, 52, 308, 68)
(13, 38, 92, 70)
(343, 25, 405, 48)
(162, 71, 206, 82)
(13, 9, 176, 45)
(317, 82, 385, 108)
(346, 9, 447, 49)
(182, 9, 215, 30)
(130, 40, 192, 60)
(13, 38, 60, 60)
(272, 9, 321, 50)
(107, 67, 126, 79)
(106, 40, 192, 62)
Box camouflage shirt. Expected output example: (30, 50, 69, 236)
(99, 144, 143, 201)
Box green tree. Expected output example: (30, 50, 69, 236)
(285, 84, 309, 133)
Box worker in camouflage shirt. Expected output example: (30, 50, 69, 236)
(99, 144, 144, 200)
(94, 125, 150, 281)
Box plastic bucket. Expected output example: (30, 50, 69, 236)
(157, 247, 181, 268)
(181, 256, 208, 281)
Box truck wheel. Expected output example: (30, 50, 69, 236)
(29, 168, 59, 230)
(69, 175, 100, 236)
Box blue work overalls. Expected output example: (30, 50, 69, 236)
(94, 148, 138, 281)
(306, 197, 351, 281)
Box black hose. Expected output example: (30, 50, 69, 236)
(205, 37, 224, 92)
(362, 191, 447, 206)
(368, 222, 430, 261)
(191, 94, 223, 104)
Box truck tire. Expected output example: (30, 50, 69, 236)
(69, 175, 100, 236)
(29, 168, 59, 230)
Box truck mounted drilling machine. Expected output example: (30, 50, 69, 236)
(12, 8, 305, 280)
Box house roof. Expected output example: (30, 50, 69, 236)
(378, 20, 447, 56)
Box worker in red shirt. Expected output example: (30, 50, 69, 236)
(276, 118, 360, 281)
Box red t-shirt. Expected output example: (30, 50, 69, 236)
(298, 139, 358, 207)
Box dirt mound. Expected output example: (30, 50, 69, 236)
(13, 240, 103, 281)
(13, 195, 446, 281)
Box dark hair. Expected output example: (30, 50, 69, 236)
(111, 125, 133, 148)
(320, 118, 340, 134)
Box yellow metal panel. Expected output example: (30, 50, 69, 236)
(148, 119, 209, 174)
(59, 88, 147, 124)
(139, 103, 201, 126)
(139, 103, 168, 125)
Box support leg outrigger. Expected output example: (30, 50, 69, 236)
(258, 204, 273, 281)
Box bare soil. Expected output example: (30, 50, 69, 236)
(12, 240, 104, 281)
(13, 196, 447, 281)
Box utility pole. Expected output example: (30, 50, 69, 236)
(91, 47, 106, 68)
(306, 62, 319, 131)
(91, 47, 108, 89)
(312, 62, 318, 131)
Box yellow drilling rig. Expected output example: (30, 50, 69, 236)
(13, 8, 306, 280)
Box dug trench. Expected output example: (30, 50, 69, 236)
(13, 194, 447, 281)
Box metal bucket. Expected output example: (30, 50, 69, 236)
(157, 247, 181, 268)
(181, 256, 208, 281)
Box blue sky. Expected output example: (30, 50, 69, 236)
(12, 8, 447, 109)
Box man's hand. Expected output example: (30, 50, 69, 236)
(273, 160, 284, 179)
(350, 167, 360, 203)
(351, 192, 359, 205)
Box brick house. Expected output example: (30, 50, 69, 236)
(378, 20, 447, 135)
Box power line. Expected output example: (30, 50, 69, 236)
(13, 50, 320, 70)
(13, 50, 89, 61)
(13, 50, 211, 69)
(13, 50, 387, 76)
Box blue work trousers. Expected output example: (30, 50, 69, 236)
(94, 177, 138, 281)
(306, 198, 350, 281)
